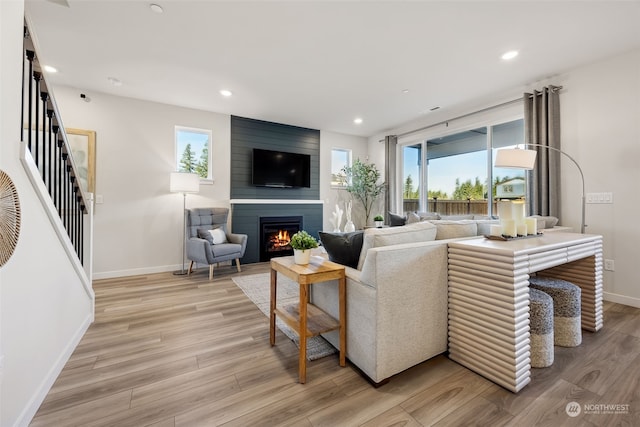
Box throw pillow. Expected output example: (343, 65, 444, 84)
(319, 231, 364, 269)
(388, 212, 406, 227)
(416, 211, 440, 221)
(197, 228, 214, 244)
(208, 228, 228, 244)
(406, 212, 421, 224)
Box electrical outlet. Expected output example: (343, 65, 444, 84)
(604, 259, 615, 271)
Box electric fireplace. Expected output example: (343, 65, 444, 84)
(259, 216, 303, 261)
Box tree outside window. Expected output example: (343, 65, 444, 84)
(175, 126, 212, 180)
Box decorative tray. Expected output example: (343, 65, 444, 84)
(484, 232, 544, 241)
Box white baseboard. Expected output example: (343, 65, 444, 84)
(15, 313, 93, 427)
(93, 261, 239, 280)
(604, 292, 640, 309)
(92, 264, 179, 280)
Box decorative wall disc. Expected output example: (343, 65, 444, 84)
(0, 170, 21, 267)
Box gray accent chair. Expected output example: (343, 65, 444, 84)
(186, 207, 247, 280)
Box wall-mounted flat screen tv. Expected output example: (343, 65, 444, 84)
(252, 148, 311, 188)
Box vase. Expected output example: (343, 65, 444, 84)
(344, 220, 355, 233)
(375, 220, 384, 228)
(293, 248, 312, 265)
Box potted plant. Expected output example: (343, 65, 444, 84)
(289, 230, 319, 265)
(342, 159, 385, 227)
(374, 215, 384, 228)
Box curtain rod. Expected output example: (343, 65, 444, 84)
(381, 85, 563, 142)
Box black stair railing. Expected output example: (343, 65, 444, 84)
(22, 23, 88, 265)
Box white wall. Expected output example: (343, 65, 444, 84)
(53, 87, 232, 278)
(320, 131, 369, 230)
(559, 48, 640, 307)
(1, 2, 94, 426)
(368, 48, 640, 308)
(54, 88, 369, 277)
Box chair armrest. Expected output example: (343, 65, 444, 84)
(186, 238, 213, 264)
(227, 233, 248, 256)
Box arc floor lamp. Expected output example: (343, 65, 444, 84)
(494, 144, 586, 233)
(170, 172, 200, 275)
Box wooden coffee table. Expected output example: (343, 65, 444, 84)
(270, 255, 346, 383)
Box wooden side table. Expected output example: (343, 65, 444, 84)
(270, 255, 346, 383)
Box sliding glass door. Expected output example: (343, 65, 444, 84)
(401, 118, 525, 216)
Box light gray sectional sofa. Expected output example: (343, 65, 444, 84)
(312, 220, 483, 384)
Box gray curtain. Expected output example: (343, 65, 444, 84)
(525, 85, 561, 218)
(384, 135, 397, 221)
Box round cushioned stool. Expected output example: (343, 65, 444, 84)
(529, 288, 554, 368)
(529, 276, 582, 347)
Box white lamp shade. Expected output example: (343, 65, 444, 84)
(494, 148, 537, 170)
(170, 172, 200, 193)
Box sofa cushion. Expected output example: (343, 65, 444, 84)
(428, 220, 478, 240)
(388, 212, 406, 227)
(357, 221, 437, 270)
(319, 231, 364, 269)
(211, 243, 242, 257)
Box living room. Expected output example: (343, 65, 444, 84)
(2, 1, 640, 426)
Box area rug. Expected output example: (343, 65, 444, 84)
(232, 273, 337, 360)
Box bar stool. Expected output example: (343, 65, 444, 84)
(529, 288, 554, 368)
(529, 276, 582, 347)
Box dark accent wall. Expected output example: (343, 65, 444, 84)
(233, 204, 323, 264)
(230, 116, 320, 199)
(229, 116, 323, 264)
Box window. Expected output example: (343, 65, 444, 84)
(402, 144, 421, 212)
(331, 148, 351, 187)
(175, 126, 212, 181)
(401, 118, 524, 216)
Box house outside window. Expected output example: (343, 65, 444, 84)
(331, 148, 351, 187)
(175, 126, 212, 181)
(400, 117, 525, 216)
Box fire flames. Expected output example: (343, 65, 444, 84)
(267, 229, 291, 252)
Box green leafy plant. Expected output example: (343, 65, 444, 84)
(374, 215, 384, 222)
(289, 230, 319, 250)
(342, 159, 385, 225)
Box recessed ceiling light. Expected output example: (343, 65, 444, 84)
(43, 65, 57, 73)
(150, 3, 163, 13)
(220, 89, 233, 97)
(501, 50, 519, 60)
(402, 89, 409, 94)
(107, 76, 122, 87)
(353, 118, 363, 125)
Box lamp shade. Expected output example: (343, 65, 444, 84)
(170, 172, 200, 193)
(494, 148, 537, 170)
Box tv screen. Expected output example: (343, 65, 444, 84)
(252, 148, 311, 188)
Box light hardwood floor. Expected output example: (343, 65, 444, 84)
(31, 262, 640, 426)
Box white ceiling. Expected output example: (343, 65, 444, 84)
(25, 0, 640, 137)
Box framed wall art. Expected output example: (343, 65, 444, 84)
(66, 128, 96, 194)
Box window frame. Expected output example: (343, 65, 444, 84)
(330, 147, 352, 188)
(397, 104, 524, 215)
(175, 125, 213, 184)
